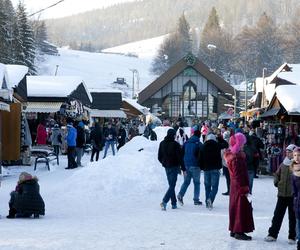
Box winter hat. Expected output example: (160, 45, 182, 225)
(18, 172, 35, 183)
(193, 130, 201, 138)
(206, 133, 217, 142)
(78, 121, 85, 128)
(229, 132, 247, 154)
(166, 128, 176, 139)
(286, 144, 297, 152)
(293, 147, 300, 153)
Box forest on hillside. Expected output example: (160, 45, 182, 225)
(45, 0, 300, 51)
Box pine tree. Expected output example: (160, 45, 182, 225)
(151, 13, 192, 75)
(0, 0, 10, 63)
(16, 2, 36, 74)
(198, 7, 234, 76)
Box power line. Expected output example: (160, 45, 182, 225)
(28, 0, 65, 17)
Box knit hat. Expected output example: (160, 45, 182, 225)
(18, 172, 35, 183)
(206, 133, 217, 142)
(293, 147, 300, 153)
(229, 132, 247, 154)
(286, 144, 297, 152)
(166, 128, 176, 139)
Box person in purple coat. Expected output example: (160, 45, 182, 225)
(291, 147, 300, 250)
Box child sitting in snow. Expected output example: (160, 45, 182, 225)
(7, 172, 45, 219)
(291, 147, 300, 250)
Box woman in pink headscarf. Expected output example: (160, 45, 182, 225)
(224, 132, 255, 241)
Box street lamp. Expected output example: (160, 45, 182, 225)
(129, 69, 138, 98)
(207, 44, 217, 71)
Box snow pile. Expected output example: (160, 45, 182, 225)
(276, 85, 300, 113)
(50, 136, 164, 215)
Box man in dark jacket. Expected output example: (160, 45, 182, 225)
(158, 128, 185, 210)
(117, 125, 127, 150)
(90, 122, 103, 162)
(177, 130, 203, 206)
(75, 121, 86, 167)
(249, 131, 264, 178)
(103, 123, 117, 159)
(202, 133, 228, 209)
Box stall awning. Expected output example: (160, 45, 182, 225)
(25, 102, 62, 113)
(259, 108, 281, 118)
(90, 109, 126, 118)
(0, 101, 10, 112)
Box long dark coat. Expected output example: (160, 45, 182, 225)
(12, 179, 45, 215)
(224, 149, 254, 233)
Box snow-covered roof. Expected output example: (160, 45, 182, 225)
(27, 76, 92, 103)
(0, 63, 28, 90)
(276, 85, 300, 114)
(277, 64, 300, 85)
(123, 98, 149, 115)
(89, 88, 123, 94)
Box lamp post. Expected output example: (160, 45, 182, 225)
(129, 69, 138, 98)
(207, 44, 217, 71)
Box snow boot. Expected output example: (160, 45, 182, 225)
(297, 240, 300, 250)
(177, 195, 184, 206)
(171, 204, 177, 209)
(264, 235, 276, 242)
(6, 208, 16, 219)
(194, 200, 202, 205)
(160, 202, 167, 211)
(234, 233, 252, 241)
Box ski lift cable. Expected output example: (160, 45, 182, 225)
(28, 0, 66, 17)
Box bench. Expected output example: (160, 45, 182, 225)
(31, 147, 59, 171)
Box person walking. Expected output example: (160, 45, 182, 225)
(291, 147, 300, 250)
(249, 130, 264, 178)
(264, 144, 297, 244)
(65, 120, 77, 169)
(158, 128, 185, 210)
(244, 134, 257, 194)
(222, 131, 231, 195)
(103, 123, 117, 159)
(117, 124, 127, 150)
(175, 122, 188, 147)
(224, 133, 254, 241)
(202, 133, 228, 209)
(51, 124, 62, 156)
(90, 122, 103, 162)
(177, 130, 203, 206)
(75, 121, 86, 167)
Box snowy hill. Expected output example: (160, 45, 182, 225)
(102, 35, 166, 58)
(37, 35, 162, 95)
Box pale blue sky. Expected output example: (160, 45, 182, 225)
(11, 0, 135, 19)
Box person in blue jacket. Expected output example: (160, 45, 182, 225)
(177, 130, 203, 206)
(65, 120, 77, 169)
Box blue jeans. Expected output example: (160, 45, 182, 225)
(204, 169, 220, 204)
(178, 166, 201, 201)
(297, 219, 300, 241)
(103, 140, 116, 158)
(248, 170, 255, 194)
(163, 167, 180, 206)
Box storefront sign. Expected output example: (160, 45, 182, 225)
(0, 102, 10, 112)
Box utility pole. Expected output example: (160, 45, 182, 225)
(55, 65, 59, 76)
(129, 69, 137, 98)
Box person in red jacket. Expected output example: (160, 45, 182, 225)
(36, 121, 47, 145)
(224, 132, 255, 241)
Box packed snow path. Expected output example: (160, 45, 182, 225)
(0, 128, 295, 250)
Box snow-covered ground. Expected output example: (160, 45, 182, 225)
(0, 127, 295, 249)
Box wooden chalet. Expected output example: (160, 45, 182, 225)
(138, 53, 234, 121)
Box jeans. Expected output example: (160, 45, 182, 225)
(248, 170, 255, 194)
(53, 145, 60, 156)
(297, 219, 300, 241)
(103, 140, 116, 158)
(75, 147, 84, 166)
(268, 197, 296, 240)
(178, 166, 201, 201)
(204, 169, 220, 204)
(91, 147, 100, 161)
(163, 167, 180, 206)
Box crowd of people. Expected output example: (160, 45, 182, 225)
(158, 119, 300, 249)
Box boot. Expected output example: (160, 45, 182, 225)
(234, 233, 252, 241)
(6, 208, 16, 219)
(297, 240, 300, 250)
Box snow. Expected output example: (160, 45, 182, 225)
(277, 64, 300, 85)
(38, 47, 156, 96)
(123, 98, 149, 114)
(27, 76, 93, 102)
(102, 35, 166, 59)
(0, 63, 28, 90)
(0, 128, 296, 250)
(276, 85, 300, 113)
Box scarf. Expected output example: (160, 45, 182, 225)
(293, 163, 300, 177)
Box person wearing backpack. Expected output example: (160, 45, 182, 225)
(51, 124, 62, 156)
(175, 122, 188, 147)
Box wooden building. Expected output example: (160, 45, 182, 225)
(138, 54, 234, 122)
(0, 64, 29, 165)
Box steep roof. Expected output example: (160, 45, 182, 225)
(138, 54, 234, 103)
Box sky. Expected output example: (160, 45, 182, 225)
(11, 0, 136, 19)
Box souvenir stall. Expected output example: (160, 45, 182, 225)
(259, 85, 300, 172)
